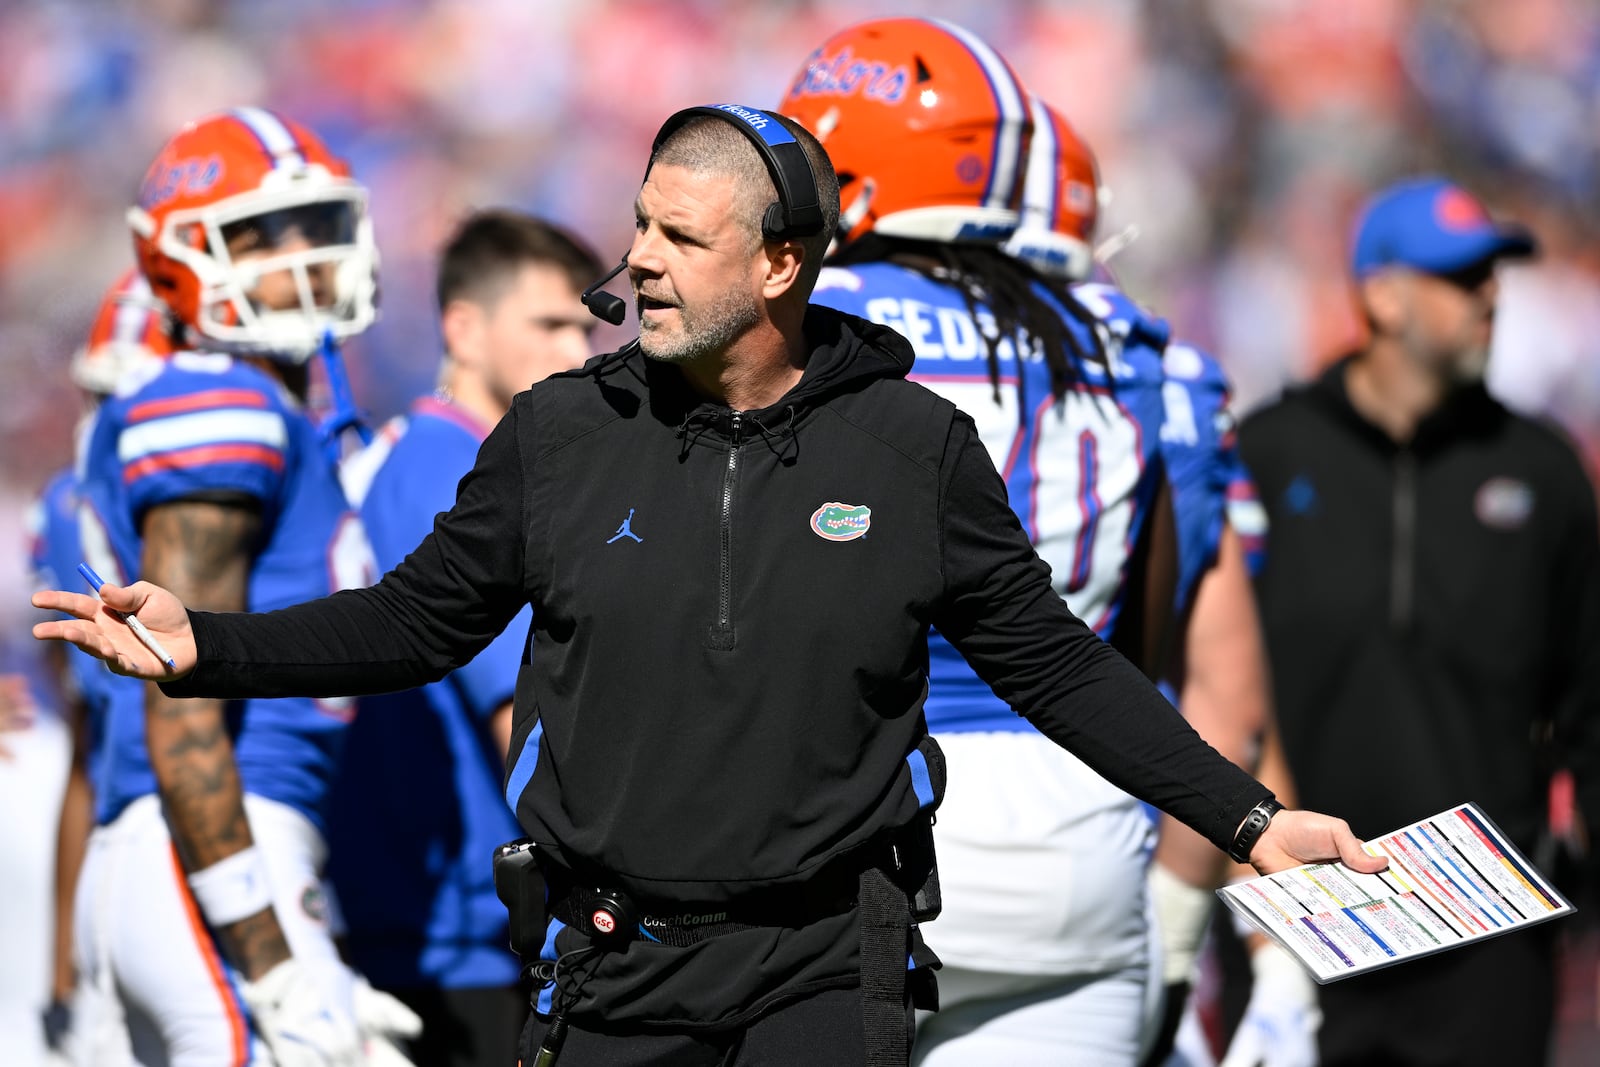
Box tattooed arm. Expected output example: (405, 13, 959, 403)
(140, 496, 290, 980)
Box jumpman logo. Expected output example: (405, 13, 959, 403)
(607, 508, 643, 544)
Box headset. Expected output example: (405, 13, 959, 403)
(651, 103, 824, 240)
(581, 103, 825, 325)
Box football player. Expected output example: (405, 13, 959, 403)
(1004, 95, 1307, 1067)
(68, 108, 414, 1067)
(781, 19, 1179, 1066)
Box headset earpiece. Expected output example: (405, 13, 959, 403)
(762, 202, 791, 241)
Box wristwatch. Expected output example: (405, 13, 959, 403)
(1228, 798, 1285, 864)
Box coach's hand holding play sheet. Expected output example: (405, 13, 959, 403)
(1220, 801, 1574, 983)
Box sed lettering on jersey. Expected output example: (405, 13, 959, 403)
(854, 291, 1139, 383)
(862, 295, 1037, 364)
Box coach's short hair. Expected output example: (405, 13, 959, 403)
(436, 210, 602, 314)
(650, 114, 840, 296)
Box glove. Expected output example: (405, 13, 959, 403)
(240, 958, 361, 1067)
(351, 975, 423, 1067)
(1218, 942, 1320, 1067)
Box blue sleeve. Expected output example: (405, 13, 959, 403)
(116, 365, 289, 516)
(1071, 281, 1173, 352)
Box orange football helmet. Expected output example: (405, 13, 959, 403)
(778, 17, 1032, 247)
(1003, 94, 1103, 281)
(126, 107, 378, 361)
(69, 268, 176, 395)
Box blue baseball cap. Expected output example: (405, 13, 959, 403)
(1350, 177, 1536, 278)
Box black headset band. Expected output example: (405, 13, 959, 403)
(649, 104, 824, 240)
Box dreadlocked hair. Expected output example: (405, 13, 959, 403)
(829, 234, 1110, 411)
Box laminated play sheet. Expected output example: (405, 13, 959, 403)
(1218, 802, 1574, 983)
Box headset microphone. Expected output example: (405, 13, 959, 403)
(581, 256, 629, 326)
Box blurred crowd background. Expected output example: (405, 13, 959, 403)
(2, 0, 1597, 663)
(1, 0, 1598, 1057)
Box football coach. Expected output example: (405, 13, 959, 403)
(34, 104, 1383, 1067)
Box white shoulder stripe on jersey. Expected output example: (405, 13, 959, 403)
(230, 107, 305, 169)
(169, 351, 235, 374)
(118, 409, 288, 463)
(928, 18, 1026, 212)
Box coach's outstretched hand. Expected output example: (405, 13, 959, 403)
(32, 579, 196, 680)
(1251, 809, 1388, 875)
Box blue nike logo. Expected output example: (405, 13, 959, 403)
(607, 508, 643, 544)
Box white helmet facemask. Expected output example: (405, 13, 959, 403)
(131, 165, 378, 362)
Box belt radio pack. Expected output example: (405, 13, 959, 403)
(493, 839, 645, 960)
(491, 838, 547, 964)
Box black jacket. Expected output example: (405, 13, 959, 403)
(169, 306, 1265, 1023)
(1240, 358, 1600, 854)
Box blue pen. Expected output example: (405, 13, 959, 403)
(77, 564, 178, 671)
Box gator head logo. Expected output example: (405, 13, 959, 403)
(811, 501, 871, 541)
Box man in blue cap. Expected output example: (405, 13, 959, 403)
(1235, 176, 1600, 1065)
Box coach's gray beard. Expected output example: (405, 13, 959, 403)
(638, 286, 762, 364)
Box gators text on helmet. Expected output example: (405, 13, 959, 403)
(778, 17, 1033, 248)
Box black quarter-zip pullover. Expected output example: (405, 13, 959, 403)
(167, 305, 1269, 1026)
(1240, 357, 1600, 854)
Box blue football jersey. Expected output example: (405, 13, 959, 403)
(1149, 338, 1269, 605)
(813, 265, 1168, 734)
(328, 396, 530, 990)
(75, 352, 375, 831)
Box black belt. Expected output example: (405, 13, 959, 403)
(542, 852, 925, 1065)
(547, 883, 856, 948)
